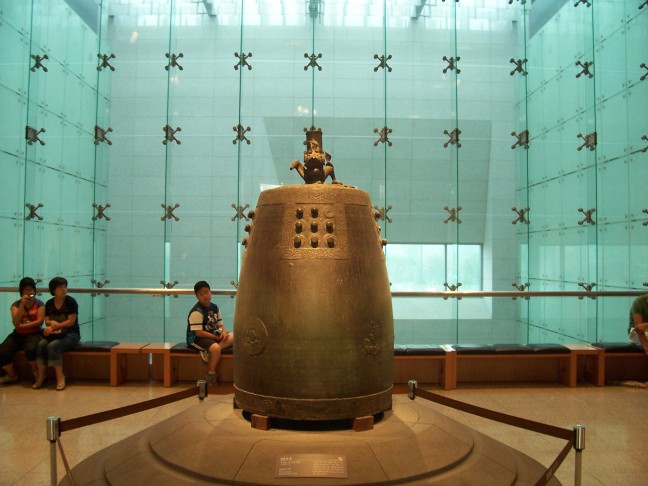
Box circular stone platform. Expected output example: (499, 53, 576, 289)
(61, 394, 560, 485)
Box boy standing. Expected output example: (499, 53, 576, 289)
(186, 281, 233, 385)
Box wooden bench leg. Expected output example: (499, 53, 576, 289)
(442, 348, 456, 390)
(110, 351, 126, 387)
(164, 352, 179, 388)
(558, 355, 576, 387)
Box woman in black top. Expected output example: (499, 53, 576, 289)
(33, 277, 80, 390)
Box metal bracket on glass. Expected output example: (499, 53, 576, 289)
(234, 52, 252, 70)
(307, 0, 322, 19)
(163, 125, 181, 145)
(373, 54, 392, 72)
(231, 203, 250, 221)
(165, 52, 184, 71)
(577, 131, 597, 151)
(442, 56, 460, 74)
(642, 209, 648, 226)
(512, 283, 530, 300)
(30, 54, 48, 72)
(25, 203, 43, 221)
(511, 130, 529, 149)
(92, 203, 111, 221)
(640, 63, 647, 81)
(373, 205, 393, 223)
(641, 135, 648, 152)
(443, 128, 461, 148)
(161, 203, 180, 221)
(373, 126, 393, 147)
(508, 0, 527, 4)
(304, 53, 323, 71)
(230, 280, 238, 298)
(577, 208, 596, 225)
(160, 280, 180, 297)
(97, 53, 116, 71)
(443, 282, 462, 300)
(578, 282, 596, 300)
(509, 58, 527, 76)
(575, 60, 593, 78)
(90, 279, 110, 297)
(94, 125, 113, 145)
(443, 206, 462, 224)
(512, 207, 530, 225)
(26, 126, 46, 145)
(232, 124, 251, 144)
(574, 0, 591, 7)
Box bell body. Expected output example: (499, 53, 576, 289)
(233, 184, 393, 420)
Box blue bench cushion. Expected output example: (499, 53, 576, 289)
(394, 344, 445, 356)
(527, 344, 570, 354)
(592, 342, 644, 353)
(453, 344, 496, 355)
(72, 341, 120, 352)
(453, 344, 569, 355)
(172, 343, 233, 355)
(492, 344, 533, 354)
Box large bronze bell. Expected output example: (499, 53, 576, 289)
(233, 130, 393, 421)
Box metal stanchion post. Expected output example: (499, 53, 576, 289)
(408, 380, 418, 400)
(198, 379, 207, 401)
(573, 425, 585, 486)
(47, 417, 61, 486)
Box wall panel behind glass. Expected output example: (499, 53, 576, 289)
(104, 0, 169, 341)
(0, 2, 30, 308)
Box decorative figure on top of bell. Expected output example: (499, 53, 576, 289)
(290, 126, 341, 184)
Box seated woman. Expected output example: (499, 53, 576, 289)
(0, 277, 45, 384)
(33, 277, 81, 391)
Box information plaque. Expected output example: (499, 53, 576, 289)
(276, 454, 348, 478)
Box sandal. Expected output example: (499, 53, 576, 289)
(56, 378, 66, 391)
(32, 378, 46, 389)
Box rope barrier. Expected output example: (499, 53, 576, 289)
(56, 437, 76, 486)
(411, 385, 576, 486)
(51, 383, 578, 485)
(538, 440, 574, 486)
(50, 383, 207, 485)
(415, 387, 573, 441)
(60, 386, 198, 432)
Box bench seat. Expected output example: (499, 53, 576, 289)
(62, 341, 120, 380)
(393, 344, 455, 389)
(7, 338, 643, 389)
(146, 343, 233, 387)
(450, 343, 575, 387)
(590, 342, 648, 384)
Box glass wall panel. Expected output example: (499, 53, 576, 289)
(1, 0, 645, 348)
(102, 0, 171, 339)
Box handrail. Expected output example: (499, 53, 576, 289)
(0, 287, 645, 298)
(0, 287, 236, 297)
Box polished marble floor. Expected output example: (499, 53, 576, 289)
(1, 379, 646, 485)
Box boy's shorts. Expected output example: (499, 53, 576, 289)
(190, 337, 220, 352)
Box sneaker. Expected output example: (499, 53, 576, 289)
(199, 349, 211, 364)
(206, 372, 218, 386)
(0, 375, 18, 385)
